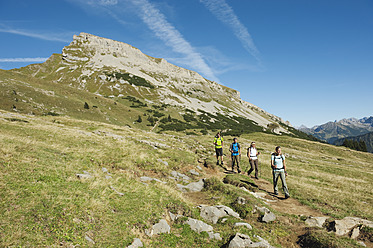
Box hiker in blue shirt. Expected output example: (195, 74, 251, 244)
(229, 138, 241, 173)
(271, 146, 290, 199)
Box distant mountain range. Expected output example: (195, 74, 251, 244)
(298, 117, 373, 152)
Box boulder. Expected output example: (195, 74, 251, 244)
(127, 238, 143, 248)
(237, 197, 247, 205)
(253, 206, 276, 223)
(145, 219, 170, 237)
(169, 212, 183, 221)
(200, 205, 240, 224)
(228, 233, 274, 248)
(177, 179, 205, 192)
(170, 171, 190, 183)
(234, 222, 253, 230)
(207, 231, 222, 240)
(351, 227, 360, 239)
(262, 212, 276, 223)
(185, 218, 213, 233)
(305, 216, 328, 228)
(334, 217, 373, 236)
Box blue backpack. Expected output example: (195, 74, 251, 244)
(231, 143, 239, 155)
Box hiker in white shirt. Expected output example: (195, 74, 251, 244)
(271, 146, 290, 199)
(247, 142, 260, 179)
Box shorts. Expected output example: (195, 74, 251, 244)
(215, 148, 223, 156)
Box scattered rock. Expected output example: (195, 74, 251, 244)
(234, 222, 253, 230)
(140, 176, 166, 184)
(127, 238, 143, 248)
(177, 179, 205, 192)
(236, 197, 247, 205)
(170, 171, 190, 183)
(85, 235, 95, 244)
(357, 241, 367, 247)
(76, 171, 92, 179)
(157, 158, 169, 166)
(253, 206, 276, 223)
(110, 186, 124, 196)
(145, 219, 170, 237)
(334, 217, 373, 236)
(207, 231, 222, 240)
(305, 216, 328, 228)
(351, 227, 360, 239)
(221, 218, 228, 223)
(185, 217, 213, 233)
(102, 167, 108, 173)
(169, 211, 183, 221)
(196, 165, 203, 171)
(228, 233, 274, 248)
(200, 205, 240, 224)
(105, 175, 112, 179)
(189, 169, 199, 176)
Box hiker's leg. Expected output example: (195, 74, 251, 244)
(254, 160, 259, 178)
(237, 156, 241, 173)
(231, 155, 235, 170)
(247, 160, 254, 175)
(279, 171, 290, 197)
(273, 171, 280, 194)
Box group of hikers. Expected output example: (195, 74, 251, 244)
(213, 132, 290, 199)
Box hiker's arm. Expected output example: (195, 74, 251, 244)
(271, 157, 275, 169)
(283, 159, 286, 171)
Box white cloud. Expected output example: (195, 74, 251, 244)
(99, 0, 118, 6)
(0, 25, 71, 43)
(200, 0, 261, 63)
(0, 57, 49, 62)
(129, 0, 219, 82)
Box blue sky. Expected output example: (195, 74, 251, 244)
(0, 0, 372, 127)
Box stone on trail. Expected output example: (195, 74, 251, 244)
(196, 165, 203, 171)
(305, 216, 328, 228)
(127, 238, 143, 248)
(228, 233, 275, 248)
(145, 219, 170, 237)
(200, 205, 240, 224)
(85, 235, 95, 244)
(234, 222, 253, 230)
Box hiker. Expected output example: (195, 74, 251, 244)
(229, 138, 241, 173)
(247, 142, 260, 179)
(213, 132, 224, 165)
(271, 146, 290, 199)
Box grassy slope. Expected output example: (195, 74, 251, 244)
(0, 110, 372, 247)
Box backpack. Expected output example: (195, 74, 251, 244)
(231, 143, 239, 154)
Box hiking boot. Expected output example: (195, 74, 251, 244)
(238, 169, 241, 174)
(255, 177, 259, 179)
(220, 161, 224, 165)
(285, 195, 290, 199)
(216, 161, 219, 165)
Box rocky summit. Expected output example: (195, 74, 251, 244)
(1, 32, 297, 137)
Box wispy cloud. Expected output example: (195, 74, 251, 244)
(0, 24, 71, 42)
(129, 0, 219, 82)
(0, 57, 49, 62)
(200, 0, 261, 63)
